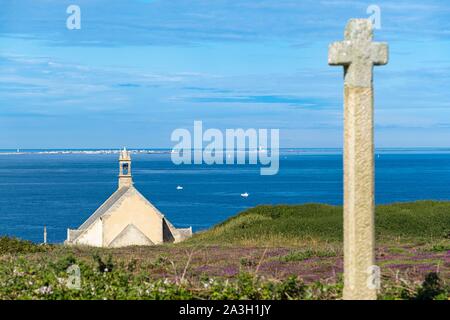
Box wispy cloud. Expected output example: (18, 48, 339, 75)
(3, 0, 443, 47)
(187, 95, 327, 108)
(1, 0, 450, 147)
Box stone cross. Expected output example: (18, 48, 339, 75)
(328, 19, 388, 300)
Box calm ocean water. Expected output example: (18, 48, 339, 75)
(1, 149, 450, 243)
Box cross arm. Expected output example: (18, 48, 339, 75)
(328, 41, 352, 66)
(370, 42, 389, 66)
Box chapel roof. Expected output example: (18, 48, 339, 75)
(78, 186, 130, 230)
(77, 186, 169, 232)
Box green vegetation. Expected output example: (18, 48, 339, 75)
(381, 272, 449, 300)
(280, 248, 337, 262)
(413, 272, 448, 300)
(426, 243, 450, 252)
(0, 249, 447, 300)
(0, 201, 449, 300)
(0, 236, 52, 255)
(0, 251, 338, 299)
(189, 201, 450, 245)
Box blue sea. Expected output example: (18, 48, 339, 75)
(1, 148, 450, 243)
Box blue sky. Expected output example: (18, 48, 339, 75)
(0, 0, 450, 148)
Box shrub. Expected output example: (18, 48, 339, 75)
(428, 244, 450, 252)
(415, 272, 448, 300)
(0, 236, 51, 255)
(92, 253, 114, 273)
(280, 249, 337, 262)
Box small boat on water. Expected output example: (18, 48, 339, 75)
(176, 185, 183, 190)
(240, 192, 249, 198)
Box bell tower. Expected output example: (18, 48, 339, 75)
(118, 147, 133, 189)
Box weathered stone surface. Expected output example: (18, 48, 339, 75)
(329, 19, 388, 87)
(343, 86, 375, 300)
(329, 19, 388, 300)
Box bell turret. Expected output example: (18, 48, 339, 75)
(118, 147, 133, 189)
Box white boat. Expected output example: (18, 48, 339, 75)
(240, 192, 249, 198)
(176, 185, 183, 190)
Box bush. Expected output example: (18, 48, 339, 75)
(280, 249, 337, 262)
(0, 236, 51, 255)
(92, 253, 114, 273)
(415, 272, 448, 300)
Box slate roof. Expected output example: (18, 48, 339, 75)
(78, 186, 130, 230)
(69, 185, 190, 244)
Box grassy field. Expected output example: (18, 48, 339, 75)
(0, 201, 449, 300)
(189, 201, 450, 245)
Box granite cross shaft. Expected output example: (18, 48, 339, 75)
(328, 19, 388, 300)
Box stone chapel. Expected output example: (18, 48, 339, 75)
(66, 148, 192, 247)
